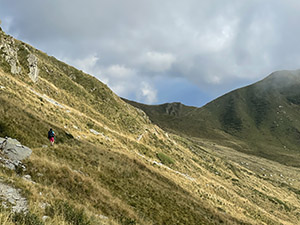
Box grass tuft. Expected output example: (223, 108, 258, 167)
(45, 200, 91, 225)
(156, 152, 174, 165)
(12, 211, 44, 225)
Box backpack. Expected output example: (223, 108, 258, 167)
(48, 130, 55, 138)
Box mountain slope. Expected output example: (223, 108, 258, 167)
(125, 70, 300, 167)
(1, 27, 300, 224)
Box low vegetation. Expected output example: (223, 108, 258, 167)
(156, 152, 175, 165)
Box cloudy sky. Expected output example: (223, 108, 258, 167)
(1, 0, 300, 106)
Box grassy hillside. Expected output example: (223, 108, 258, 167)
(1, 28, 300, 224)
(125, 70, 300, 167)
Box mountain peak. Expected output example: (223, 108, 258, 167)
(258, 69, 300, 90)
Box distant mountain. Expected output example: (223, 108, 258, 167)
(125, 70, 300, 166)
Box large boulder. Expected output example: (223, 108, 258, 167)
(0, 137, 32, 161)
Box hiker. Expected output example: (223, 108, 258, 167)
(48, 128, 55, 145)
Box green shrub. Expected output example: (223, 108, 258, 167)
(156, 152, 174, 165)
(86, 122, 94, 129)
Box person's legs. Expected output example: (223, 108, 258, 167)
(49, 137, 54, 145)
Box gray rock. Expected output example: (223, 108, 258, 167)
(42, 216, 50, 221)
(90, 129, 100, 135)
(0, 35, 21, 75)
(0, 137, 5, 145)
(98, 214, 108, 220)
(3, 161, 16, 170)
(39, 202, 50, 209)
(27, 54, 39, 82)
(0, 137, 32, 161)
(1, 158, 26, 171)
(0, 137, 31, 171)
(137, 134, 143, 142)
(29, 89, 65, 108)
(0, 181, 28, 213)
(22, 175, 32, 181)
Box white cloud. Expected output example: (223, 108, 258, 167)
(105, 64, 136, 79)
(206, 75, 221, 84)
(198, 21, 237, 53)
(0, 17, 13, 33)
(140, 51, 176, 72)
(63, 55, 99, 74)
(2, 0, 300, 105)
(102, 65, 137, 96)
(137, 82, 157, 104)
(109, 83, 132, 97)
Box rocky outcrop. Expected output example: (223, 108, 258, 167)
(0, 138, 32, 213)
(89, 129, 111, 141)
(30, 88, 65, 108)
(0, 180, 28, 213)
(165, 102, 183, 116)
(0, 31, 39, 82)
(0, 137, 32, 170)
(0, 34, 21, 74)
(27, 53, 39, 82)
(0, 137, 32, 161)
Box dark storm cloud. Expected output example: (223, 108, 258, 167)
(1, 0, 300, 105)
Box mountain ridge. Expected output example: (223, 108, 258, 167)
(125, 69, 300, 167)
